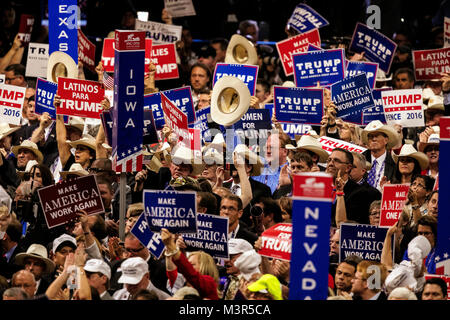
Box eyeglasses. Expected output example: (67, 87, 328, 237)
(411, 182, 425, 189)
(326, 157, 349, 165)
(418, 231, 432, 236)
(125, 246, 145, 253)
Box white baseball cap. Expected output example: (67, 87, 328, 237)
(52, 234, 77, 253)
(84, 259, 111, 279)
(228, 238, 253, 255)
(118, 257, 148, 285)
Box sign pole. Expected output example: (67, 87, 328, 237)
(119, 172, 127, 241)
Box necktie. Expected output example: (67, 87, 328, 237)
(367, 159, 378, 187)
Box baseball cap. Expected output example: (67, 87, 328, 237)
(247, 274, 283, 300)
(234, 249, 261, 280)
(118, 257, 148, 285)
(228, 238, 253, 255)
(84, 259, 111, 279)
(52, 234, 77, 253)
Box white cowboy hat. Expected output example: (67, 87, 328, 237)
(47, 51, 78, 83)
(361, 120, 400, 149)
(211, 76, 251, 126)
(288, 134, 329, 163)
(281, 80, 296, 88)
(375, 69, 392, 82)
(0, 122, 20, 141)
(233, 144, 263, 176)
(418, 133, 440, 152)
(17, 159, 39, 179)
(391, 143, 429, 171)
(425, 95, 444, 111)
(66, 116, 85, 133)
(422, 88, 435, 101)
(225, 34, 258, 65)
(11, 140, 44, 164)
(67, 133, 97, 151)
(171, 145, 205, 176)
(60, 163, 90, 179)
(14, 244, 56, 274)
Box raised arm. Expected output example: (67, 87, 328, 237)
(54, 95, 72, 167)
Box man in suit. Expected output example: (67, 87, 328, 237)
(0, 220, 24, 280)
(351, 260, 388, 300)
(350, 152, 382, 209)
(84, 259, 114, 300)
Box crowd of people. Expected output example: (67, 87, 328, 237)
(0, 1, 448, 302)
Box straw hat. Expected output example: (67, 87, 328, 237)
(225, 34, 258, 65)
(288, 135, 329, 163)
(67, 134, 97, 151)
(46, 51, 78, 83)
(0, 122, 20, 140)
(17, 159, 39, 179)
(233, 144, 263, 176)
(418, 133, 440, 152)
(60, 163, 90, 179)
(171, 145, 205, 176)
(425, 95, 444, 111)
(11, 140, 44, 164)
(391, 144, 429, 170)
(361, 120, 400, 149)
(66, 116, 85, 133)
(375, 69, 392, 82)
(14, 244, 56, 274)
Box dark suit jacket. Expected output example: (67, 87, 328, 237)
(235, 222, 258, 247)
(363, 149, 396, 184)
(0, 244, 24, 279)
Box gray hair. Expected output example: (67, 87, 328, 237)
(388, 287, 418, 300)
(3, 287, 29, 300)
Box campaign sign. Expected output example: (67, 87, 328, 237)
(161, 92, 190, 146)
(233, 109, 271, 146)
(287, 4, 329, 34)
(425, 275, 450, 298)
(213, 64, 259, 96)
(150, 43, 179, 80)
(274, 86, 323, 125)
(0, 75, 4, 85)
(143, 107, 159, 145)
(26, 43, 49, 78)
(102, 38, 153, 74)
(280, 122, 313, 139)
(189, 128, 202, 158)
(164, 0, 196, 17)
(78, 29, 96, 72)
(308, 43, 322, 51)
(290, 173, 333, 300)
(381, 89, 424, 128)
(163, 87, 196, 124)
(362, 88, 392, 125)
(130, 212, 165, 259)
(183, 213, 229, 259)
(144, 92, 165, 130)
(345, 60, 378, 88)
(57, 77, 104, 119)
(445, 17, 450, 48)
(276, 29, 321, 76)
(38, 175, 105, 229)
(259, 223, 292, 261)
(100, 110, 113, 146)
(379, 184, 409, 227)
(18, 14, 34, 46)
(193, 106, 212, 143)
(0, 83, 25, 125)
(318, 136, 367, 154)
(48, 0, 78, 64)
(339, 223, 391, 263)
(331, 73, 375, 125)
(413, 47, 450, 81)
(135, 20, 182, 45)
(349, 23, 397, 73)
(292, 48, 345, 87)
(143, 190, 197, 233)
(35, 78, 58, 119)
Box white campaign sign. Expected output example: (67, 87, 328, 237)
(164, 0, 196, 18)
(0, 84, 25, 125)
(0, 75, 4, 84)
(135, 20, 182, 45)
(381, 89, 424, 128)
(25, 43, 49, 78)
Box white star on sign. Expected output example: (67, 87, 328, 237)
(128, 149, 132, 154)
(134, 146, 138, 151)
(444, 253, 449, 259)
(121, 153, 125, 157)
(436, 256, 440, 262)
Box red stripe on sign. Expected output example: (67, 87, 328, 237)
(0, 102, 22, 108)
(126, 158, 133, 172)
(136, 154, 142, 172)
(385, 105, 422, 112)
(115, 163, 122, 173)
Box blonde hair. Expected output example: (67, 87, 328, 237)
(188, 251, 219, 285)
(127, 203, 144, 218)
(357, 260, 388, 293)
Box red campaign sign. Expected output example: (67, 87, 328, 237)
(56, 77, 105, 119)
(424, 275, 450, 299)
(413, 47, 450, 81)
(18, 14, 34, 46)
(292, 172, 334, 200)
(38, 175, 105, 229)
(101, 38, 153, 73)
(259, 223, 292, 261)
(441, 116, 450, 140)
(78, 29, 96, 72)
(151, 43, 179, 80)
(276, 29, 321, 76)
(0, 84, 26, 125)
(161, 92, 189, 144)
(114, 30, 146, 51)
(379, 184, 409, 227)
(188, 128, 201, 155)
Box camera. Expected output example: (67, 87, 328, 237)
(250, 204, 263, 217)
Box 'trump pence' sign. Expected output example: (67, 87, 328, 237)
(259, 223, 292, 261)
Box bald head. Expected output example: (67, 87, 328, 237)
(12, 269, 36, 298)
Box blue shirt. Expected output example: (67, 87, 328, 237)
(253, 160, 289, 194)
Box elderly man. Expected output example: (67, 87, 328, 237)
(11, 269, 36, 299)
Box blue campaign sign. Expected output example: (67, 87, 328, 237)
(144, 190, 198, 234)
(213, 63, 259, 95)
(130, 212, 165, 259)
(144, 92, 165, 130)
(48, 0, 78, 63)
(331, 73, 375, 125)
(143, 107, 159, 145)
(163, 86, 196, 124)
(293, 49, 345, 87)
(35, 78, 57, 119)
(339, 223, 391, 263)
(308, 44, 323, 51)
(183, 213, 229, 259)
(265, 103, 273, 119)
(288, 4, 329, 34)
(280, 122, 313, 139)
(349, 23, 397, 73)
(233, 109, 271, 145)
(193, 106, 212, 143)
(100, 110, 113, 146)
(345, 60, 379, 89)
(362, 88, 390, 124)
(274, 86, 323, 125)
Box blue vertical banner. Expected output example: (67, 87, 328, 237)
(112, 30, 145, 173)
(436, 117, 450, 276)
(48, 0, 78, 64)
(289, 173, 333, 300)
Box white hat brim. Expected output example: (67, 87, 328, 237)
(14, 253, 56, 274)
(361, 125, 400, 149)
(47, 51, 78, 83)
(391, 150, 430, 171)
(225, 34, 258, 65)
(11, 146, 44, 164)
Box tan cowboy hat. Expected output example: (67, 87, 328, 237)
(422, 88, 435, 102)
(145, 148, 171, 173)
(418, 133, 440, 152)
(66, 116, 85, 133)
(11, 140, 44, 164)
(281, 80, 296, 88)
(392, 144, 429, 170)
(47, 51, 78, 83)
(0, 122, 20, 141)
(233, 144, 263, 176)
(17, 159, 39, 179)
(60, 163, 90, 179)
(425, 95, 444, 112)
(225, 34, 258, 65)
(291, 134, 329, 163)
(211, 76, 251, 126)
(361, 120, 400, 149)
(14, 244, 56, 274)
(171, 145, 205, 176)
(67, 133, 97, 151)
(375, 69, 392, 82)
